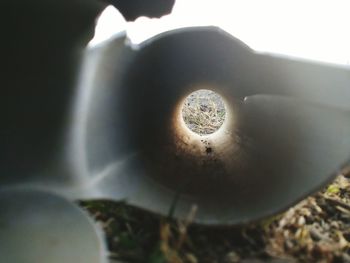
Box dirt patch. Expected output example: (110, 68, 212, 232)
(80, 172, 350, 263)
(181, 89, 226, 135)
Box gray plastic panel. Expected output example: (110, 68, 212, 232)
(0, 189, 106, 263)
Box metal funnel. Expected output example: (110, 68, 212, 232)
(75, 27, 350, 224)
(1, 2, 350, 260)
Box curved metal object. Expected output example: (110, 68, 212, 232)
(1, 0, 350, 225)
(76, 27, 350, 224)
(0, 189, 106, 263)
(1, 1, 350, 260)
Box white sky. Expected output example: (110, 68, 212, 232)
(89, 0, 350, 65)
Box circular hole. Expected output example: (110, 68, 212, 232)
(181, 89, 226, 135)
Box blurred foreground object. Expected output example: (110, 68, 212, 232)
(0, 189, 105, 263)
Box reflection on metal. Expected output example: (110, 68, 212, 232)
(0, 189, 106, 263)
(1, 2, 350, 260)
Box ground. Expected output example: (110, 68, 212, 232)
(181, 89, 226, 135)
(80, 91, 350, 263)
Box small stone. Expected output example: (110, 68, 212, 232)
(297, 216, 306, 226)
(185, 253, 198, 263)
(224, 251, 240, 263)
(330, 221, 339, 229)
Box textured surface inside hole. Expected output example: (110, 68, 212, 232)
(182, 89, 226, 135)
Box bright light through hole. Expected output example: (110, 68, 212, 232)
(182, 90, 226, 135)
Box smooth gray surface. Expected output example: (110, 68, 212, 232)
(0, 189, 106, 263)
